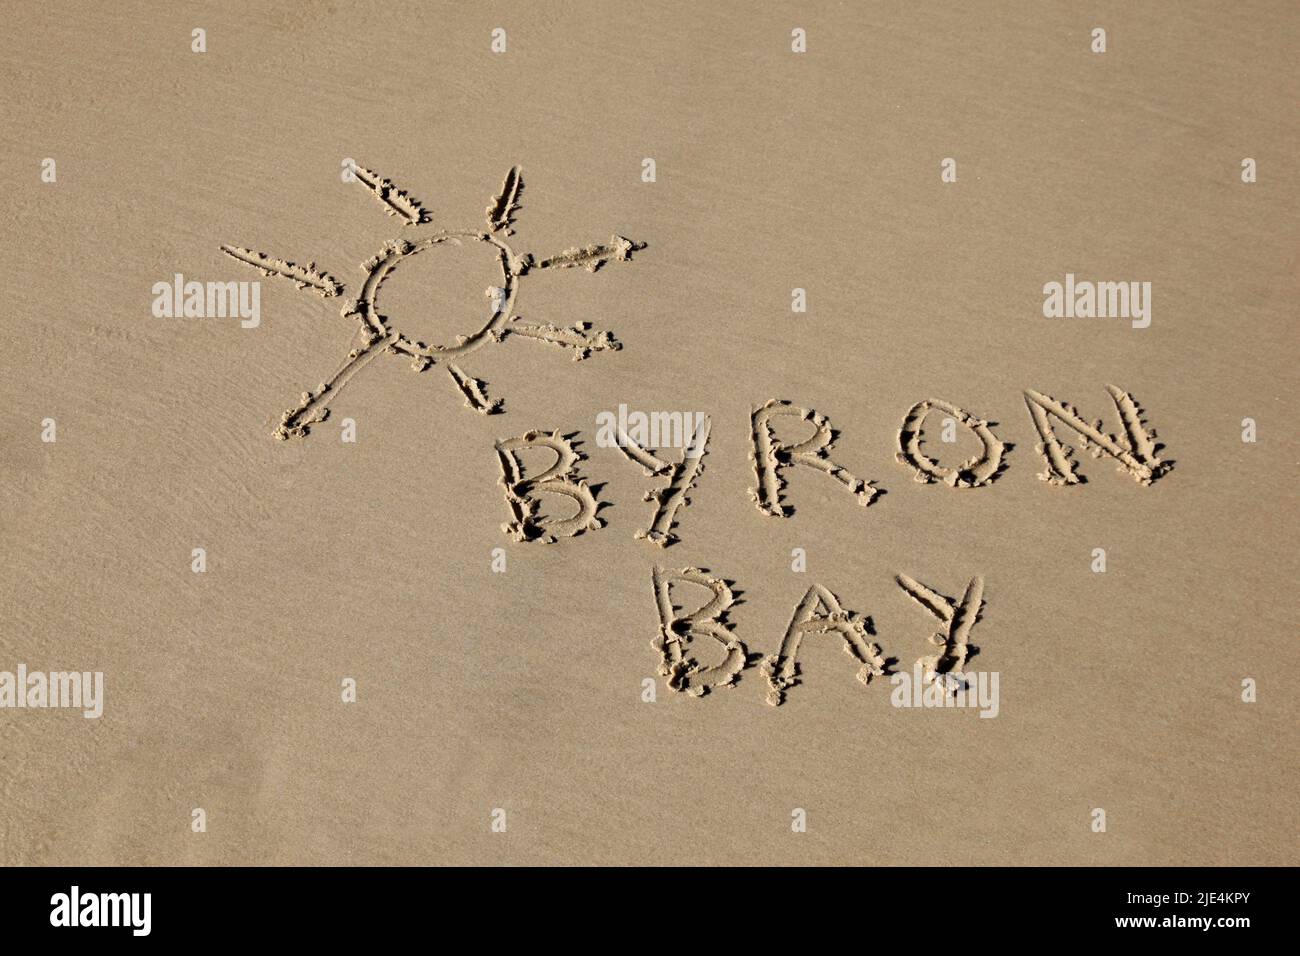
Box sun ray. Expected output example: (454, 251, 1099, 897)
(350, 164, 430, 226)
(219, 245, 343, 297)
(485, 166, 524, 236)
(447, 363, 503, 414)
(505, 318, 621, 360)
(224, 163, 643, 437)
(533, 235, 644, 273)
(276, 331, 397, 440)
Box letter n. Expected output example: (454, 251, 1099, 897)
(1024, 386, 1170, 486)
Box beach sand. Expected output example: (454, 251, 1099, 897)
(1, 0, 1295, 865)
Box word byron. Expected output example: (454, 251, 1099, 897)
(494, 385, 1171, 548)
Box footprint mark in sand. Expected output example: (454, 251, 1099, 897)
(896, 573, 984, 695)
(761, 585, 887, 706)
(496, 430, 603, 543)
(220, 164, 644, 439)
(749, 400, 879, 517)
(650, 566, 748, 697)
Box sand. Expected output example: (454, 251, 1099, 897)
(1, 0, 1296, 865)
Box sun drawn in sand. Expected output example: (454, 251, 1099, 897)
(221, 164, 643, 438)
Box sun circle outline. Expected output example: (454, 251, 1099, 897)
(350, 229, 522, 361)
